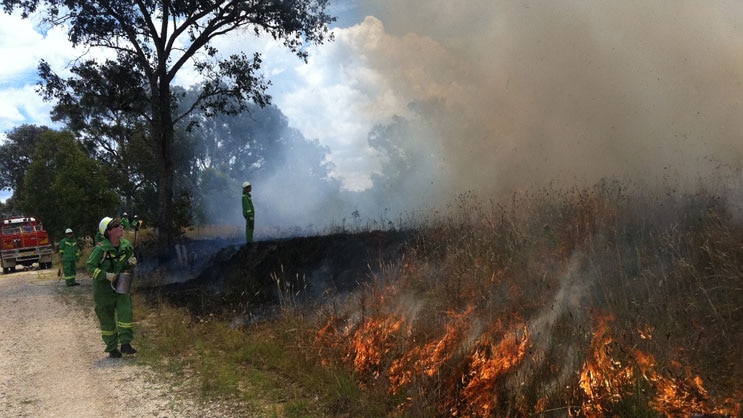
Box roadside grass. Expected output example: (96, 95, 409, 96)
(63, 177, 742, 417)
(132, 296, 382, 417)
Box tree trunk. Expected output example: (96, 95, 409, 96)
(153, 82, 175, 257)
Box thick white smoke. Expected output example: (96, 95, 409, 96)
(320, 1, 743, 200)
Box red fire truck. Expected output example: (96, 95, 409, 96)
(1, 215, 54, 274)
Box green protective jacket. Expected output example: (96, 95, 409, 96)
(59, 237, 80, 261)
(242, 192, 254, 221)
(86, 238, 135, 279)
(121, 217, 130, 231)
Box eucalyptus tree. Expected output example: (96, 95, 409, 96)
(2, 0, 335, 254)
(23, 130, 118, 240)
(0, 125, 53, 198)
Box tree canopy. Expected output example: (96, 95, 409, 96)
(23, 130, 118, 240)
(2, 0, 335, 254)
(0, 125, 52, 194)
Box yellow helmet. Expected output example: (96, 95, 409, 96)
(98, 217, 113, 235)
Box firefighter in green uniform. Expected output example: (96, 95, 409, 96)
(121, 213, 130, 231)
(86, 217, 137, 358)
(242, 181, 255, 243)
(59, 228, 80, 286)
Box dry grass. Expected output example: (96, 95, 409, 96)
(312, 180, 743, 417)
(136, 179, 743, 417)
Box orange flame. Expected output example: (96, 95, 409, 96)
(389, 306, 474, 393)
(577, 314, 634, 417)
(577, 315, 741, 417)
(448, 323, 531, 417)
(343, 315, 406, 383)
(315, 300, 740, 417)
(634, 349, 741, 417)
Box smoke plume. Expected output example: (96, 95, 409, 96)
(351, 1, 743, 199)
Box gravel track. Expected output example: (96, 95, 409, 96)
(0, 268, 229, 418)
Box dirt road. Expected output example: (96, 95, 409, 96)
(0, 268, 217, 417)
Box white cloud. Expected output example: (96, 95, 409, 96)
(0, 85, 57, 134)
(0, 11, 85, 136)
(0, 13, 45, 83)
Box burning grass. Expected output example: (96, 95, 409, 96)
(136, 178, 743, 417)
(310, 179, 743, 416)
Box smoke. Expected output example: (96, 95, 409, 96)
(347, 0, 743, 199)
(522, 251, 592, 396)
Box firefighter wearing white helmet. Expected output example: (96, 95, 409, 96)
(59, 227, 80, 286)
(93, 216, 111, 246)
(242, 181, 254, 243)
(86, 216, 138, 358)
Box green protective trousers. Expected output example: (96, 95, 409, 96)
(245, 218, 254, 243)
(62, 260, 77, 284)
(92, 278, 134, 352)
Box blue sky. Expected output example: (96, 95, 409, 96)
(4, 1, 743, 207)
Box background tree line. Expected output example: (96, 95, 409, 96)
(0, 97, 340, 243)
(0, 93, 444, 245)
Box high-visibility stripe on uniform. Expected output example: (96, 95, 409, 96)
(101, 329, 117, 336)
(117, 321, 134, 329)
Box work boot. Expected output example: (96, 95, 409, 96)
(120, 343, 137, 355)
(66, 280, 80, 286)
(109, 349, 122, 358)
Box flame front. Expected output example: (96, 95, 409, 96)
(634, 350, 741, 417)
(576, 315, 741, 418)
(448, 323, 531, 417)
(389, 306, 473, 393)
(315, 295, 739, 416)
(345, 315, 406, 383)
(577, 314, 634, 416)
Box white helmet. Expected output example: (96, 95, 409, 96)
(98, 217, 113, 235)
(65, 228, 73, 234)
(242, 181, 251, 188)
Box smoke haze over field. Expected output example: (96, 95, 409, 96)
(335, 1, 743, 199)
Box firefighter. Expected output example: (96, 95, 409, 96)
(121, 213, 130, 231)
(242, 181, 255, 243)
(59, 228, 80, 286)
(86, 217, 137, 358)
